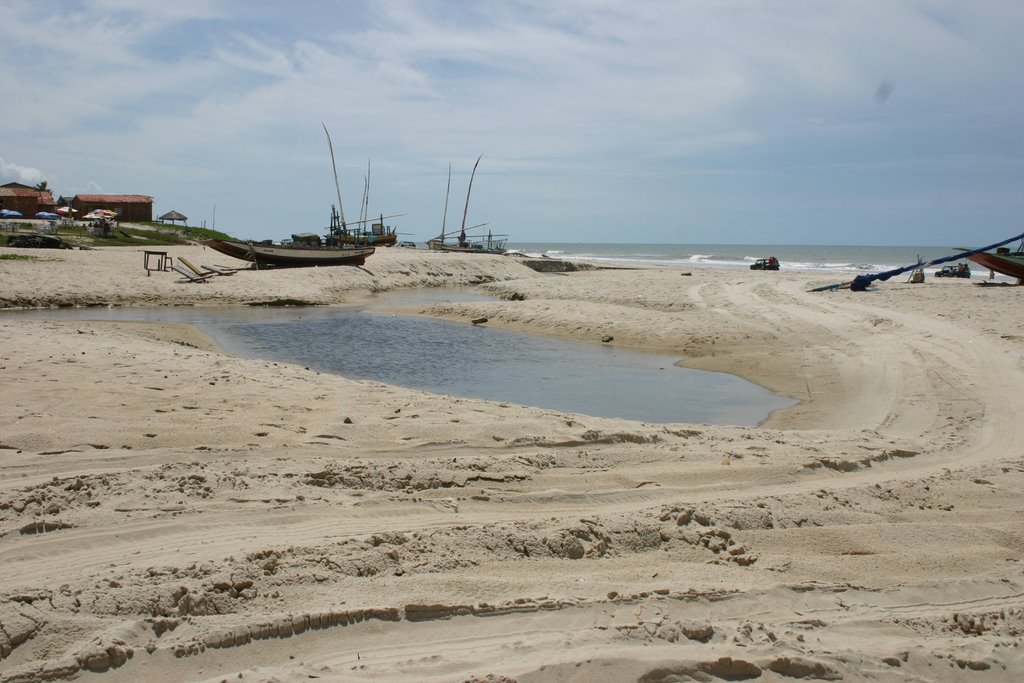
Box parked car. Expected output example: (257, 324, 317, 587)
(935, 263, 970, 278)
(750, 256, 780, 270)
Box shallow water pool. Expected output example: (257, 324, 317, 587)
(9, 289, 797, 425)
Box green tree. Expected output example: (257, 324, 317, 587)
(34, 181, 50, 192)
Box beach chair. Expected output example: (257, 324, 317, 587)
(200, 263, 237, 276)
(171, 264, 215, 283)
(178, 256, 218, 278)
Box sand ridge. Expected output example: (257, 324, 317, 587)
(1, 245, 1023, 681)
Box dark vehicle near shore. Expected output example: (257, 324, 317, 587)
(6, 233, 74, 249)
(935, 263, 971, 278)
(750, 256, 780, 270)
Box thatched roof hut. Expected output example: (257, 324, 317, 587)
(159, 210, 188, 224)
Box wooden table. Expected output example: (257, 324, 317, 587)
(143, 251, 173, 276)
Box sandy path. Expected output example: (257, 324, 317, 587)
(1, 247, 1023, 682)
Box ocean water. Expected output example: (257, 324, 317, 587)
(504, 242, 1005, 279)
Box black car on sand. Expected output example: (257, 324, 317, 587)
(750, 256, 780, 270)
(935, 263, 971, 278)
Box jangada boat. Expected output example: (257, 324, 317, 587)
(205, 236, 374, 268)
(426, 230, 508, 254)
(206, 124, 398, 268)
(961, 243, 1024, 281)
(331, 225, 397, 247)
(810, 230, 1024, 292)
(427, 156, 509, 254)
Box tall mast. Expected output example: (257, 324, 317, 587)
(460, 155, 482, 232)
(439, 163, 451, 241)
(360, 158, 371, 226)
(321, 122, 346, 231)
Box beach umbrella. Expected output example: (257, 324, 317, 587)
(0, 209, 23, 218)
(55, 206, 77, 215)
(35, 211, 60, 219)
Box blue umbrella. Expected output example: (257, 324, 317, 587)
(0, 209, 23, 218)
(35, 211, 60, 219)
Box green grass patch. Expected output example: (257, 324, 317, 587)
(0, 253, 40, 261)
(6, 220, 237, 248)
(87, 225, 234, 246)
(180, 225, 235, 241)
(91, 228, 193, 247)
(136, 222, 235, 241)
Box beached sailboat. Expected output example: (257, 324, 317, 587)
(204, 236, 374, 267)
(206, 124, 387, 268)
(427, 156, 508, 254)
(327, 159, 403, 247)
(960, 240, 1024, 281)
(811, 230, 1024, 291)
(432, 228, 507, 254)
(325, 210, 402, 248)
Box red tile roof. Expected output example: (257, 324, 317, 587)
(75, 194, 152, 203)
(0, 187, 51, 198)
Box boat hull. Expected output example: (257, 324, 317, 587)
(429, 245, 506, 255)
(964, 251, 1024, 280)
(205, 239, 374, 267)
(426, 238, 506, 255)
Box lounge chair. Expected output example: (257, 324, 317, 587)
(178, 257, 218, 278)
(171, 264, 215, 283)
(199, 263, 237, 276)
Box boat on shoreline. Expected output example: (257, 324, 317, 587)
(426, 230, 508, 254)
(811, 230, 1024, 292)
(961, 244, 1024, 281)
(206, 124, 394, 268)
(205, 236, 374, 268)
(329, 160, 403, 247)
(330, 217, 398, 247)
(427, 156, 509, 254)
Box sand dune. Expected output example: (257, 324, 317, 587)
(1, 245, 1022, 682)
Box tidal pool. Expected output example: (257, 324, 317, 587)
(10, 288, 797, 425)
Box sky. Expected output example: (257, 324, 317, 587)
(1, 0, 1022, 246)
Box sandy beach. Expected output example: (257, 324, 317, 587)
(1, 244, 1022, 682)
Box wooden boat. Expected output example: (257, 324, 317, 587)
(205, 124, 395, 268)
(426, 230, 508, 254)
(810, 230, 1024, 292)
(961, 245, 1024, 280)
(329, 159, 404, 246)
(205, 237, 373, 267)
(329, 217, 398, 247)
(427, 156, 509, 254)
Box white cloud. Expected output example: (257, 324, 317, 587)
(0, 0, 1021, 244)
(0, 158, 46, 186)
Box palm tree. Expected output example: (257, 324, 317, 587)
(34, 181, 50, 192)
